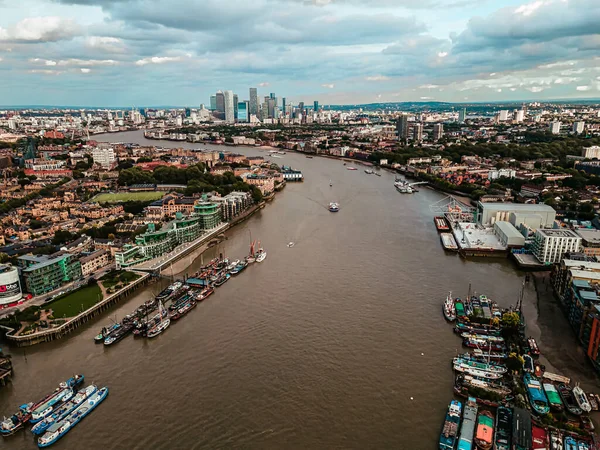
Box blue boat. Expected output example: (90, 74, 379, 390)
(1, 403, 33, 436)
(30, 375, 84, 424)
(439, 400, 462, 450)
(564, 436, 577, 450)
(457, 397, 478, 450)
(38, 387, 109, 448)
(230, 260, 248, 275)
(31, 385, 97, 435)
(94, 323, 120, 343)
(524, 373, 550, 415)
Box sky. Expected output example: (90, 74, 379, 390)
(1, 0, 600, 106)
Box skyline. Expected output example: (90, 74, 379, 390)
(1, 0, 600, 106)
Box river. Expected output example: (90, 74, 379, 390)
(0, 131, 596, 449)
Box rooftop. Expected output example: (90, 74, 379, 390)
(537, 229, 580, 238)
(478, 202, 555, 212)
(494, 221, 523, 239)
(576, 229, 600, 245)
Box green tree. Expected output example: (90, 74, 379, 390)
(502, 311, 521, 330)
(505, 352, 524, 373)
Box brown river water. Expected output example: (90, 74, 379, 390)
(0, 131, 596, 449)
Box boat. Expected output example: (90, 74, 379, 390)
(463, 339, 505, 352)
(564, 437, 578, 450)
(452, 362, 504, 380)
(434, 216, 450, 231)
(455, 300, 466, 319)
(469, 349, 507, 361)
(374, 172, 381, 176)
(214, 273, 231, 286)
(474, 410, 494, 450)
(197, 286, 214, 302)
(532, 425, 548, 450)
(394, 180, 413, 193)
(580, 415, 594, 431)
(30, 375, 84, 424)
(346, 167, 357, 170)
(549, 430, 563, 450)
(572, 385, 592, 413)
(523, 354, 535, 372)
(32, 385, 98, 435)
(255, 246, 267, 263)
(524, 373, 550, 415)
(103, 322, 133, 345)
(306, 155, 313, 159)
(457, 374, 511, 397)
(543, 383, 564, 411)
(226, 259, 240, 271)
(147, 302, 170, 338)
(155, 281, 183, 302)
(558, 384, 583, 415)
(329, 180, 332, 186)
(460, 333, 504, 343)
(454, 322, 502, 336)
(456, 397, 477, 450)
(528, 337, 541, 357)
(577, 441, 590, 450)
(93, 323, 120, 343)
(439, 399, 462, 450)
(287, 242, 295, 248)
(443, 292, 456, 322)
(38, 387, 109, 448)
(453, 357, 507, 374)
(170, 299, 197, 321)
(364, 169, 374, 174)
(230, 260, 248, 275)
(1, 404, 32, 436)
(494, 406, 512, 450)
(440, 233, 458, 251)
(328, 202, 340, 212)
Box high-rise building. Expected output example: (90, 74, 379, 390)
(210, 96, 217, 111)
(249, 88, 258, 117)
(92, 145, 116, 169)
(216, 91, 225, 113)
(573, 121, 585, 134)
(267, 98, 275, 118)
(498, 110, 510, 121)
(282, 98, 287, 116)
(237, 101, 249, 123)
(260, 101, 268, 121)
(413, 123, 423, 142)
(270, 93, 276, 99)
(224, 90, 234, 123)
(314, 101, 319, 114)
(514, 109, 525, 123)
(396, 115, 409, 140)
(233, 94, 238, 119)
(550, 121, 561, 135)
(184, 108, 191, 118)
(298, 102, 305, 119)
(433, 123, 443, 141)
(458, 108, 467, 123)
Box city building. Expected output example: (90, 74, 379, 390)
(515, 110, 525, 123)
(210, 95, 217, 111)
(281, 167, 303, 181)
(458, 108, 467, 123)
(193, 200, 222, 230)
(249, 88, 258, 117)
(18, 253, 82, 296)
(493, 221, 525, 248)
(477, 202, 556, 229)
(0, 264, 22, 305)
(532, 229, 582, 264)
(79, 249, 110, 276)
(237, 101, 249, 122)
(549, 121, 561, 134)
(233, 94, 238, 119)
(433, 123, 443, 141)
(576, 229, 600, 258)
(498, 110, 510, 121)
(215, 91, 225, 113)
(313, 101, 319, 113)
(245, 174, 275, 195)
(413, 123, 423, 142)
(396, 115, 409, 140)
(224, 90, 235, 123)
(92, 145, 116, 169)
(573, 121, 585, 134)
(583, 146, 600, 159)
(211, 191, 252, 221)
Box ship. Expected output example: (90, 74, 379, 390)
(147, 302, 170, 338)
(532, 425, 548, 450)
(454, 322, 502, 336)
(443, 292, 456, 322)
(214, 273, 230, 286)
(93, 323, 120, 343)
(440, 233, 458, 251)
(463, 339, 506, 352)
(457, 374, 511, 397)
(226, 259, 240, 272)
(572, 385, 592, 413)
(494, 406, 512, 450)
(434, 216, 450, 231)
(32, 385, 98, 435)
(460, 333, 504, 344)
(474, 410, 494, 450)
(394, 180, 413, 194)
(524, 373, 550, 415)
(170, 299, 197, 321)
(453, 356, 507, 374)
(329, 202, 340, 212)
(230, 260, 248, 275)
(1, 403, 32, 436)
(564, 437, 578, 450)
(456, 397, 477, 450)
(549, 430, 563, 450)
(558, 384, 583, 415)
(155, 281, 183, 301)
(452, 362, 504, 380)
(103, 322, 133, 345)
(469, 349, 507, 361)
(439, 400, 461, 450)
(197, 286, 214, 302)
(255, 246, 267, 262)
(37, 387, 109, 448)
(543, 382, 564, 411)
(30, 375, 84, 424)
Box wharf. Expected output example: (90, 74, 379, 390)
(511, 252, 549, 270)
(451, 222, 508, 258)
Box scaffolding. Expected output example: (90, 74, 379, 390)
(429, 196, 477, 225)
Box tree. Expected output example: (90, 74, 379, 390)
(502, 311, 521, 330)
(52, 230, 74, 245)
(506, 352, 524, 373)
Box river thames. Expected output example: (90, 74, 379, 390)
(0, 131, 597, 449)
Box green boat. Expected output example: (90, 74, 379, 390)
(455, 301, 466, 318)
(543, 382, 563, 412)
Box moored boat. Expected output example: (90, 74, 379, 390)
(453, 356, 507, 374)
(524, 373, 550, 415)
(549, 430, 563, 450)
(230, 260, 248, 275)
(572, 385, 592, 413)
(93, 323, 120, 343)
(463, 339, 506, 352)
(1, 404, 32, 436)
(255, 247, 267, 262)
(564, 436, 577, 450)
(439, 400, 461, 450)
(543, 382, 564, 412)
(452, 362, 504, 380)
(460, 333, 504, 343)
(434, 216, 450, 231)
(328, 202, 340, 212)
(443, 292, 456, 322)
(469, 349, 507, 361)
(104, 322, 133, 346)
(577, 440, 590, 450)
(558, 384, 583, 415)
(474, 410, 494, 450)
(147, 302, 170, 338)
(214, 273, 230, 286)
(494, 406, 512, 450)
(32, 385, 97, 435)
(197, 287, 214, 302)
(528, 337, 541, 357)
(532, 425, 548, 450)
(170, 299, 197, 321)
(30, 375, 84, 424)
(37, 387, 109, 448)
(456, 397, 477, 450)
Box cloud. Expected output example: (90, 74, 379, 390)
(258, 82, 270, 87)
(526, 86, 546, 93)
(576, 85, 591, 91)
(420, 96, 433, 100)
(80, 68, 91, 73)
(135, 56, 184, 66)
(365, 75, 390, 81)
(85, 36, 126, 54)
(0, 17, 79, 43)
(29, 69, 63, 75)
(321, 83, 335, 89)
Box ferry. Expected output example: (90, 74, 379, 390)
(329, 202, 340, 212)
(524, 373, 550, 415)
(494, 406, 512, 450)
(30, 375, 84, 423)
(456, 397, 477, 450)
(572, 385, 592, 413)
(32, 385, 97, 435)
(443, 292, 456, 322)
(564, 437, 578, 450)
(474, 410, 494, 450)
(543, 382, 564, 411)
(532, 425, 548, 450)
(440, 233, 458, 251)
(434, 216, 450, 231)
(93, 323, 120, 343)
(558, 384, 583, 415)
(1, 403, 32, 436)
(38, 387, 109, 448)
(439, 400, 462, 450)
(549, 430, 563, 450)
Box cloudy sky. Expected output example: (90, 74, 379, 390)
(1, 0, 599, 106)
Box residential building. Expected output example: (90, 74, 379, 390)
(498, 110, 510, 121)
(209, 95, 217, 111)
(573, 121, 585, 134)
(92, 145, 116, 169)
(193, 200, 222, 230)
(237, 101, 249, 123)
(224, 91, 235, 123)
(413, 123, 423, 142)
(245, 174, 275, 195)
(583, 146, 600, 159)
(515, 110, 525, 123)
(549, 121, 561, 134)
(458, 108, 466, 123)
(80, 249, 110, 276)
(433, 123, 443, 141)
(532, 229, 582, 264)
(396, 115, 409, 140)
(488, 169, 516, 180)
(18, 253, 82, 296)
(576, 229, 600, 258)
(212, 191, 253, 221)
(249, 88, 259, 117)
(313, 100, 319, 113)
(145, 195, 196, 220)
(215, 91, 225, 113)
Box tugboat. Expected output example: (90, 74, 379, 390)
(494, 406, 512, 450)
(37, 387, 109, 448)
(438, 400, 461, 450)
(558, 384, 583, 415)
(474, 410, 494, 450)
(328, 202, 340, 212)
(1, 404, 32, 436)
(32, 385, 98, 435)
(443, 292, 456, 322)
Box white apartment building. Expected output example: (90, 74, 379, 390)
(514, 110, 525, 123)
(573, 121, 585, 134)
(533, 229, 582, 264)
(549, 121, 561, 134)
(583, 146, 600, 159)
(92, 145, 116, 169)
(498, 110, 510, 121)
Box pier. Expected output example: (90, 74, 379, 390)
(4, 273, 151, 347)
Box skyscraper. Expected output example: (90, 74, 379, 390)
(224, 90, 234, 123)
(270, 93, 276, 99)
(573, 121, 585, 134)
(260, 101, 268, 121)
(237, 101, 249, 123)
(233, 94, 238, 119)
(282, 98, 287, 116)
(458, 108, 467, 123)
(267, 97, 275, 118)
(549, 121, 561, 134)
(216, 91, 225, 113)
(396, 115, 409, 140)
(313, 101, 319, 113)
(413, 123, 423, 142)
(210, 96, 216, 111)
(433, 123, 443, 141)
(249, 88, 258, 117)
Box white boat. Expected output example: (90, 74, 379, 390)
(227, 259, 240, 271)
(147, 302, 170, 338)
(573, 385, 592, 413)
(329, 202, 340, 212)
(287, 242, 295, 248)
(256, 249, 267, 263)
(453, 362, 504, 380)
(394, 180, 413, 193)
(443, 292, 456, 321)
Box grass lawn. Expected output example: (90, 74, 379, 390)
(49, 284, 103, 318)
(100, 271, 140, 290)
(91, 191, 164, 203)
